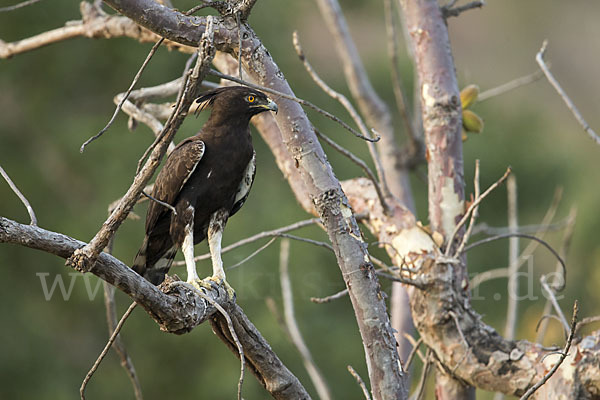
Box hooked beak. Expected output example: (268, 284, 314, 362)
(265, 98, 278, 114)
(251, 97, 278, 115)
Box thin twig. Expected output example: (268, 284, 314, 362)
(187, 285, 245, 400)
(513, 187, 563, 273)
(101, 236, 143, 400)
(504, 174, 519, 341)
(102, 283, 144, 399)
(442, 1, 485, 18)
(310, 288, 348, 304)
(478, 69, 544, 102)
(208, 69, 380, 142)
(536, 205, 575, 343)
(347, 365, 371, 400)
(447, 166, 511, 256)
(141, 190, 177, 215)
(293, 31, 391, 201)
(519, 301, 579, 400)
(227, 237, 277, 270)
(80, 38, 165, 152)
(235, 11, 243, 80)
(576, 316, 600, 335)
(471, 267, 509, 288)
(471, 220, 567, 236)
(403, 333, 426, 364)
(413, 349, 432, 400)
(454, 159, 481, 257)
(80, 301, 138, 400)
(136, 52, 198, 175)
(472, 187, 563, 241)
(0, 165, 37, 225)
(116, 96, 164, 136)
(314, 128, 391, 214)
(465, 233, 567, 291)
(172, 218, 321, 265)
(535, 314, 569, 339)
(404, 337, 423, 370)
(540, 276, 570, 333)
(449, 311, 472, 374)
(279, 239, 332, 400)
(376, 271, 427, 290)
(536, 40, 600, 146)
(0, 0, 43, 12)
(382, 0, 418, 153)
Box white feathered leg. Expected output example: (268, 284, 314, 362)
(182, 222, 200, 284)
(208, 225, 225, 281)
(205, 209, 234, 298)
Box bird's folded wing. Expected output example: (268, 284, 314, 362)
(145, 138, 205, 232)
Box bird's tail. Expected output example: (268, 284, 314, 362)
(132, 236, 177, 285)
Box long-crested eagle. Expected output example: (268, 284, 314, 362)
(132, 86, 278, 293)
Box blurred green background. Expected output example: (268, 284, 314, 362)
(1, 1, 599, 399)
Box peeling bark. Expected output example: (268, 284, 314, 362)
(343, 179, 600, 398)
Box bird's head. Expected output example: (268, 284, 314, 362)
(194, 86, 278, 122)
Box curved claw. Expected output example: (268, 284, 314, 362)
(189, 276, 236, 300)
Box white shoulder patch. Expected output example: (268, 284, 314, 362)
(234, 151, 256, 206)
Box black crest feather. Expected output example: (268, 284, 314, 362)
(194, 87, 231, 116)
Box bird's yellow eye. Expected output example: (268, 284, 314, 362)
(247, 95, 255, 103)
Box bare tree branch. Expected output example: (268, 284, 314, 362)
(0, 2, 194, 60)
(401, 0, 466, 263)
(101, 236, 143, 400)
(504, 174, 519, 341)
(540, 276, 570, 333)
(292, 31, 392, 207)
(347, 365, 372, 400)
(81, 302, 138, 400)
(382, 0, 421, 162)
(442, 1, 485, 19)
(314, 128, 390, 215)
(465, 233, 567, 291)
(413, 349, 432, 400)
(478, 69, 544, 102)
(0, 216, 311, 399)
(310, 288, 348, 304)
(537, 207, 577, 342)
(80, 38, 164, 152)
(313, 0, 415, 207)
(0, 165, 37, 226)
(536, 40, 600, 146)
(449, 167, 511, 256)
(342, 183, 599, 397)
(519, 301, 579, 400)
(453, 159, 480, 257)
(0, 0, 44, 13)
(279, 239, 332, 400)
(102, 282, 144, 400)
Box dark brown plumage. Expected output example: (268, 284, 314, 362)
(132, 86, 277, 287)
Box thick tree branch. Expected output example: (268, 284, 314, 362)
(400, 0, 464, 242)
(343, 180, 600, 397)
(0, 216, 310, 399)
(0, 2, 195, 59)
